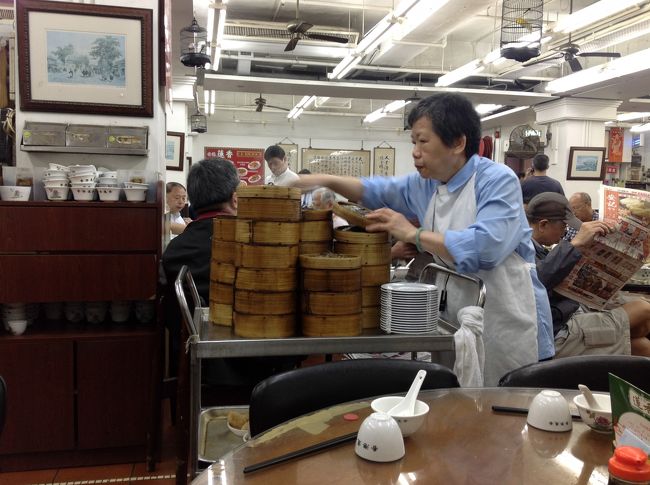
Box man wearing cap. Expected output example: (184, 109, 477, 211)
(527, 192, 650, 357)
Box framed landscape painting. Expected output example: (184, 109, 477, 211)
(165, 132, 184, 171)
(17, 0, 153, 117)
(566, 147, 607, 181)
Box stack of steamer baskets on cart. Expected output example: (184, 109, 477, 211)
(210, 185, 301, 338)
(332, 202, 392, 330)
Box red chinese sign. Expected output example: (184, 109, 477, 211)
(606, 164, 618, 174)
(608, 127, 624, 163)
(204, 147, 265, 186)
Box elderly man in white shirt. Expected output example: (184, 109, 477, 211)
(264, 145, 299, 186)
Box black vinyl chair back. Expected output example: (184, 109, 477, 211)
(0, 376, 6, 436)
(249, 359, 459, 437)
(498, 355, 650, 391)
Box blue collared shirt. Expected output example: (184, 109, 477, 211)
(361, 154, 555, 360)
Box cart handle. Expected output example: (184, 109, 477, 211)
(418, 262, 487, 309)
(174, 265, 200, 337)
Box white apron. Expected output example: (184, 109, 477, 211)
(423, 174, 538, 386)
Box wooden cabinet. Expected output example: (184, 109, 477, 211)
(0, 194, 162, 471)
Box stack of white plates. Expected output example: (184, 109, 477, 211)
(380, 282, 439, 335)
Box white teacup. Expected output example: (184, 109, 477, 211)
(355, 412, 405, 462)
(111, 301, 131, 322)
(527, 390, 572, 433)
(7, 319, 28, 336)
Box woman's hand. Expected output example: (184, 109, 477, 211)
(391, 241, 418, 260)
(365, 208, 417, 243)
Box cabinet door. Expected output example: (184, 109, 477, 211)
(76, 336, 154, 449)
(0, 340, 74, 454)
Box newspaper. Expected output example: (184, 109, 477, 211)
(554, 186, 650, 309)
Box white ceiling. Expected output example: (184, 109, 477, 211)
(170, 0, 650, 126)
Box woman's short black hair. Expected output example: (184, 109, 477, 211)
(187, 158, 239, 212)
(264, 145, 285, 162)
(407, 93, 481, 159)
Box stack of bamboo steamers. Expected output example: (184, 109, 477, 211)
(209, 185, 391, 338)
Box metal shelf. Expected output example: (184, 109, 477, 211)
(20, 144, 148, 156)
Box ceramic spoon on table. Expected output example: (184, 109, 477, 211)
(387, 369, 427, 416)
(578, 384, 601, 410)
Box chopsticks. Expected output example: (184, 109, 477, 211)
(243, 431, 358, 474)
(491, 405, 581, 420)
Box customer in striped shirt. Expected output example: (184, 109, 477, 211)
(563, 192, 599, 241)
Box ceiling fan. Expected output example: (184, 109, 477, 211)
(253, 95, 289, 112)
(523, 0, 620, 72)
(284, 0, 349, 52)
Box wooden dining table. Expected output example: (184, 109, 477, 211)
(191, 388, 614, 484)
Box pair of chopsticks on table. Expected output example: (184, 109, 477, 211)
(492, 405, 581, 420)
(243, 432, 357, 474)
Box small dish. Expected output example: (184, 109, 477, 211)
(123, 187, 147, 202)
(226, 421, 249, 438)
(45, 186, 70, 201)
(71, 187, 96, 201)
(97, 187, 121, 202)
(573, 393, 612, 433)
(0, 186, 31, 201)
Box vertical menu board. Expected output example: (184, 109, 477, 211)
(301, 148, 370, 177)
(279, 143, 300, 172)
(204, 147, 265, 185)
(373, 147, 395, 176)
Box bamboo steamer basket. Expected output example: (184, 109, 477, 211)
(334, 227, 390, 244)
(302, 290, 362, 315)
(300, 219, 333, 242)
(212, 240, 239, 264)
(234, 313, 296, 338)
(302, 209, 332, 221)
(362, 285, 381, 307)
(361, 264, 391, 286)
(302, 314, 362, 337)
(299, 253, 361, 270)
(361, 305, 380, 329)
(237, 244, 299, 268)
(299, 241, 332, 254)
(236, 220, 301, 245)
(237, 185, 301, 222)
(211, 262, 236, 285)
(301, 268, 361, 292)
(235, 267, 296, 292)
(211, 282, 234, 305)
(234, 289, 296, 315)
(213, 216, 237, 242)
(333, 241, 391, 266)
(209, 302, 233, 327)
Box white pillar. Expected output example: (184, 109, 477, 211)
(533, 98, 621, 206)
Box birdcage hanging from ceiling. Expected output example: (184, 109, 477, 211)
(500, 0, 544, 62)
(180, 17, 211, 68)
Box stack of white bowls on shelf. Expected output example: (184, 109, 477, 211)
(2, 303, 38, 335)
(68, 164, 97, 201)
(96, 170, 121, 202)
(123, 181, 148, 202)
(85, 301, 108, 324)
(380, 282, 439, 335)
(43, 165, 70, 201)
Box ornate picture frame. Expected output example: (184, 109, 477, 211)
(17, 0, 153, 117)
(566, 147, 606, 181)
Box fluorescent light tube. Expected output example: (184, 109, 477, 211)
(546, 47, 650, 93)
(363, 100, 411, 124)
(480, 106, 529, 122)
(554, 0, 640, 34)
(475, 104, 504, 115)
(435, 60, 484, 87)
(617, 112, 650, 121)
(631, 123, 650, 132)
(363, 109, 387, 124)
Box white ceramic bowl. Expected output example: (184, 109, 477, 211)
(97, 187, 121, 202)
(43, 180, 68, 188)
(7, 319, 28, 336)
(48, 163, 69, 171)
(355, 412, 405, 462)
(371, 396, 430, 437)
(45, 186, 70, 201)
(71, 187, 96, 201)
(69, 174, 97, 184)
(123, 187, 147, 202)
(43, 169, 67, 178)
(0, 186, 31, 201)
(527, 390, 573, 433)
(123, 182, 148, 189)
(573, 393, 613, 433)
